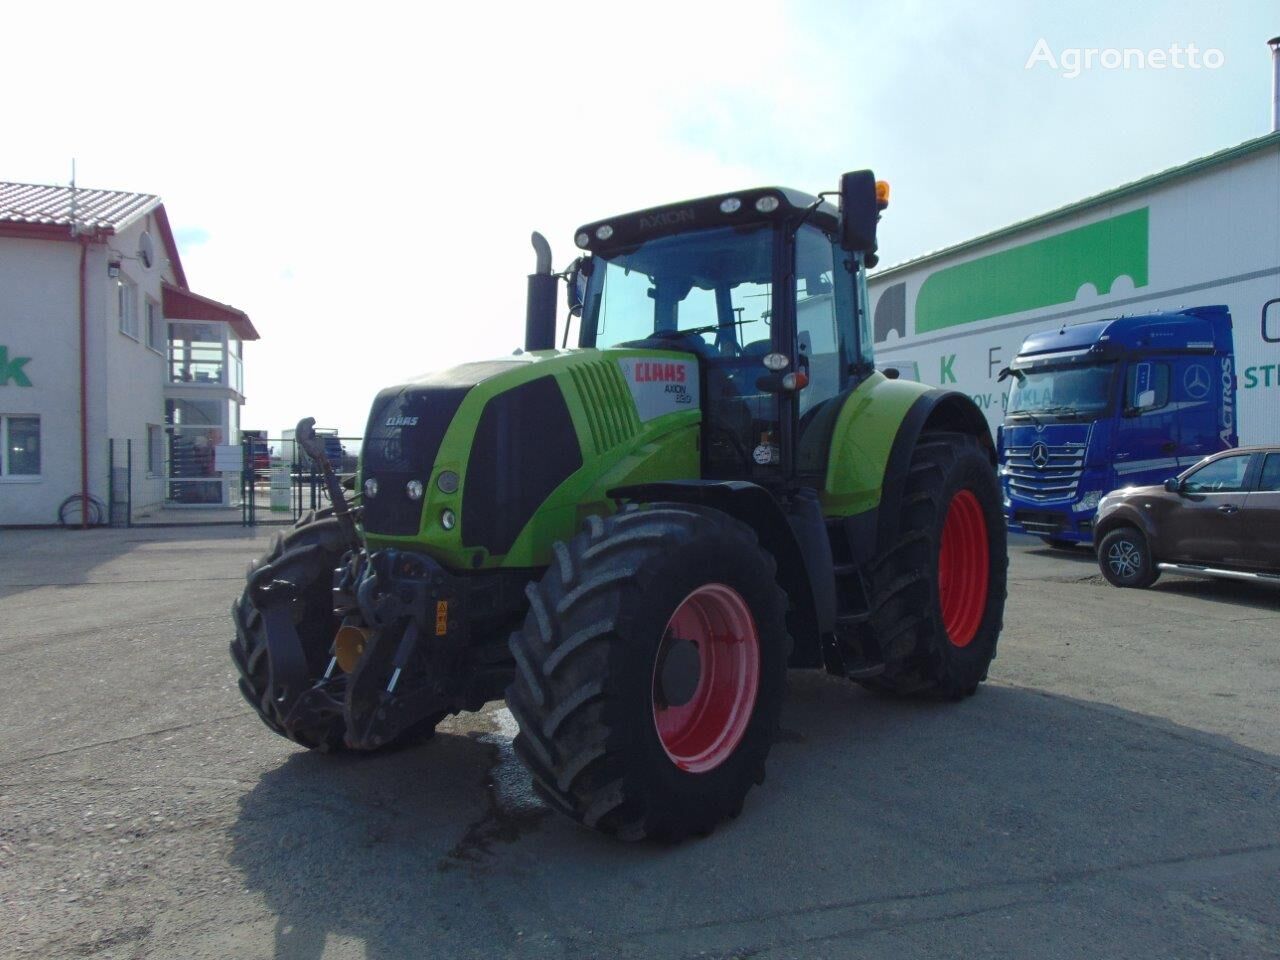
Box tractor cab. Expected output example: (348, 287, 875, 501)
(565, 180, 885, 484)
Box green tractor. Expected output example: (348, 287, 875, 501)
(232, 171, 1007, 840)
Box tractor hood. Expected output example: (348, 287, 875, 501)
(359, 349, 701, 563)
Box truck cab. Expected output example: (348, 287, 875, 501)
(998, 305, 1236, 546)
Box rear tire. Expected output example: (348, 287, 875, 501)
(1097, 527, 1159, 588)
(859, 432, 1007, 699)
(505, 505, 790, 841)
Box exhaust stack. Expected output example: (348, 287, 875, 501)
(1270, 37, 1280, 132)
(525, 231, 558, 352)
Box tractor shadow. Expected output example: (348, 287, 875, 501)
(229, 674, 1280, 960)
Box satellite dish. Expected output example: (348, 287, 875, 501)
(138, 231, 155, 270)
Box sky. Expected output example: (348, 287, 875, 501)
(3, 0, 1277, 436)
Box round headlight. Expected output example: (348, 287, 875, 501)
(437, 470, 459, 494)
(762, 352, 790, 371)
(406, 479, 424, 501)
(440, 508, 457, 531)
(363, 477, 378, 498)
(719, 197, 742, 214)
(575, 232, 590, 249)
(755, 196, 780, 213)
(595, 224, 614, 240)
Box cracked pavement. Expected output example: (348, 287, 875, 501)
(1, 526, 1278, 959)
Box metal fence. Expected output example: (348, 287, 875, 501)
(239, 434, 361, 527)
(104, 434, 362, 527)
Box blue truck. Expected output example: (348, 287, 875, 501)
(997, 305, 1237, 547)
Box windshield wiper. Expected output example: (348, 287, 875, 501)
(1038, 405, 1085, 420)
(1007, 409, 1043, 427)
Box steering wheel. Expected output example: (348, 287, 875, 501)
(647, 327, 738, 360)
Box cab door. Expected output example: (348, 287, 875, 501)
(1173, 356, 1225, 467)
(1114, 359, 1180, 485)
(1241, 452, 1280, 571)
(1161, 452, 1255, 566)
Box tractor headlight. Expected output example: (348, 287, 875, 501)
(437, 470, 459, 494)
(363, 477, 378, 498)
(406, 479, 424, 501)
(575, 232, 590, 249)
(595, 224, 614, 240)
(440, 508, 457, 530)
(719, 197, 742, 214)
(755, 196, 780, 213)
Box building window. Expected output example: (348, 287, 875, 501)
(147, 423, 164, 476)
(0, 415, 41, 478)
(146, 299, 164, 353)
(118, 278, 139, 340)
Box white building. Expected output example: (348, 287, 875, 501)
(869, 131, 1280, 445)
(0, 182, 258, 526)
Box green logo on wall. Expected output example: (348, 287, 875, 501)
(0, 346, 32, 387)
(915, 207, 1150, 333)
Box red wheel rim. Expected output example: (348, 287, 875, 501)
(651, 583, 760, 773)
(938, 489, 990, 648)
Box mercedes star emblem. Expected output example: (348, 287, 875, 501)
(1184, 364, 1211, 401)
(1031, 441, 1050, 469)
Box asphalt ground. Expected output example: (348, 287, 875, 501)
(2, 525, 1278, 960)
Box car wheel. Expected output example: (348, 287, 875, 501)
(1097, 527, 1160, 589)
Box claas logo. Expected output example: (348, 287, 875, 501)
(633, 362, 687, 384)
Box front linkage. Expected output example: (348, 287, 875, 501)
(237, 419, 517, 751)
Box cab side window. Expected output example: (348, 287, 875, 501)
(1259, 454, 1280, 492)
(1183, 454, 1251, 493)
(794, 227, 846, 417)
(1125, 361, 1170, 414)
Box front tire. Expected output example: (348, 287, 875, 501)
(860, 432, 1007, 698)
(505, 505, 790, 841)
(1097, 527, 1159, 588)
(231, 512, 349, 750)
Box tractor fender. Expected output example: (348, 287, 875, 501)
(608, 480, 828, 663)
(875, 389, 996, 557)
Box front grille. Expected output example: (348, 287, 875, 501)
(1004, 443, 1085, 503)
(361, 385, 469, 536)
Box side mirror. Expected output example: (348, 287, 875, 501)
(996, 366, 1023, 383)
(839, 170, 886, 255)
(565, 256, 590, 319)
(1263, 297, 1280, 344)
(1163, 477, 1182, 494)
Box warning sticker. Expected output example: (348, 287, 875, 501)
(616, 358, 700, 422)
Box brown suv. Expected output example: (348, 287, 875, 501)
(1093, 446, 1280, 588)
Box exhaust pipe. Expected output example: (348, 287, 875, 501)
(525, 231, 558, 352)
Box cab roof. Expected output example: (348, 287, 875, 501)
(1014, 305, 1232, 366)
(574, 187, 839, 255)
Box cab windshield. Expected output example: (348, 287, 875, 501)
(580, 225, 775, 355)
(1007, 363, 1115, 421)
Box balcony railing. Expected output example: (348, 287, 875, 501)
(167, 337, 243, 393)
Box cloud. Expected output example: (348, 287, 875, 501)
(2, 0, 1273, 435)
